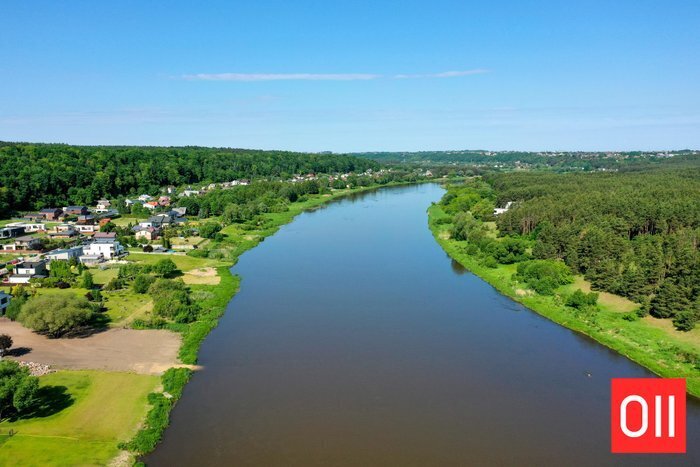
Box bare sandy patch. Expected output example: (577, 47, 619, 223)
(182, 267, 220, 285)
(0, 318, 181, 375)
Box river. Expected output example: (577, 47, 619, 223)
(146, 183, 700, 466)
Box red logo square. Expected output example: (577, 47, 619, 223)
(611, 378, 686, 453)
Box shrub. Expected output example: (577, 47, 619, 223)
(565, 289, 599, 310)
(515, 260, 573, 296)
(104, 277, 124, 291)
(132, 274, 156, 294)
(673, 309, 699, 332)
(78, 270, 94, 289)
(18, 295, 94, 337)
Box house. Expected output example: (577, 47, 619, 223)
(39, 208, 64, 221)
(93, 232, 117, 240)
(7, 222, 45, 232)
(48, 224, 78, 238)
(9, 259, 48, 284)
(6, 235, 43, 251)
(76, 215, 96, 225)
(98, 218, 112, 227)
(81, 238, 126, 261)
(95, 199, 111, 213)
(493, 201, 514, 216)
(137, 194, 153, 202)
(24, 212, 45, 221)
(0, 291, 11, 314)
(239, 179, 250, 186)
(64, 206, 89, 216)
(137, 212, 186, 229)
(75, 224, 99, 234)
(158, 196, 171, 206)
(181, 189, 200, 197)
(124, 199, 135, 207)
(44, 246, 84, 261)
(143, 201, 159, 210)
(171, 207, 187, 217)
(0, 226, 26, 239)
(165, 186, 177, 194)
(135, 226, 161, 241)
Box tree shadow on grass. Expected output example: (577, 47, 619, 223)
(9, 385, 74, 421)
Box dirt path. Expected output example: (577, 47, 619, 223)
(0, 318, 182, 375)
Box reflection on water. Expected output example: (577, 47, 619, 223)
(146, 184, 700, 466)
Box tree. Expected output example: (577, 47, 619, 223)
(566, 289, 599, 310)
(650, 281, 691, 319)
(79, 270, 94, 289)
(0, 334, 12, 358)
(0, 360, 39, 420)
(18, 295, 94, 338)
(153, 258, 178, 278)
(132, 274, 155, 294)
(49, 260, 73, 281)
(198, 222, 222, 239)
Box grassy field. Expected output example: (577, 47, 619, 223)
(428, 204, 700, 398)
(126, 252, 225, 272)
(0, 370, 158, 467)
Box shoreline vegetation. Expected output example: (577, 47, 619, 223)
(125, 180, 439, 463)
(0, 176, 444, 467)
(428, 185, 700, 399)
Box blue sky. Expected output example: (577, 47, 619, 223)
(1, 0, 699, 152)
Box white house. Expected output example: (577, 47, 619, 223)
(138, 194, 153, 202)
(8, 259, 48, 284)
(45, 246, 84, 261)
(81, 238, 125, 261)
(95, 199, 111, 213)
(75, 224, 99, 234)
(182, 189, 201, 197)
(494, 201, 514, 216)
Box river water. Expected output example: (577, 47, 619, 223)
(146, 184, 699, 466)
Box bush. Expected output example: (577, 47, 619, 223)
(515, 260, 573, 296)
(104, 277, 125, 291)
(673, 309, 699, 332)
(142, 245, 153, 253)
(482, 256, 498, 268)
(78, 270, 94, 289)
(0, 360, 39, 420)
(17, 295, 94, 337)
(153, 258, 178, 278)
(132, 274, 156, 294)
(5, 296, 27, 321)
(565, 289, 599, 310)
(198, 222, 222, 239)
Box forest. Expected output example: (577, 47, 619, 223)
(0, 142, 379, 214)
(442, 163, 700, 329)
(355, 149, 699, 171)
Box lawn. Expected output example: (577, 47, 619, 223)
(110, 217, 144, 227)
(90, 267, 119, 286)
(127, 252, 225, 272)
(102, 289, 154, 326)
(0, 370, 158, 467)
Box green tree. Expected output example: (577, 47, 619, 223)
(132, 274, 155, 294)
(0, 334, 12, 357)
(18, 295, 94, 337)
(79, 270, 94, 289)
(0, 360, 39, 420)
(152, 259, 178, 278)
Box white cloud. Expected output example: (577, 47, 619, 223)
(182, 69, 489, 82)
(182, 73, 382, 81)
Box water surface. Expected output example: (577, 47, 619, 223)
(147, 184, 700, 466)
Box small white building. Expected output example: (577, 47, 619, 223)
(95, 199, 111, 213)
(493, 201, 514, 216)
(45, 246, 84, 261)
(81, 238, 125, 261)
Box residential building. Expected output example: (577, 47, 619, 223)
(45, 246, 84, 261)
(81, 238, 125, 261)
(4, 235, 43, 251)
(9, 259, 48, 284)
(64, 206, 89, 216)
(135, 226, 161, 241)
(39, 208, 64, 220)
(93, 232, 117, 240)
(75, 224, 99, 234)
(0, 226, 26, 239)
(137, 194, 153, 202)
(48, 224, 79, 238)
(95, 199, 111, 212)
(158, 196, 171, 206)
(143, 201, 159, 210)
(0, 291, 10, 314)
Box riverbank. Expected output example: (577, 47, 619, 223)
(428, 203, 700, 398)
(123, 180, 450, 463)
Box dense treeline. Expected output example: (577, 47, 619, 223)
(356, 150, 699, 171)
(447, 166, 700, 329)
(0, 142, 379, 213)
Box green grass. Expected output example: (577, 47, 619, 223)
(0, 370, 158, 467)
(102, 289, 154, 326)
(428, 204, 700, 398)
(90, 267, 119, 286)
(126, 252, 225, 272)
